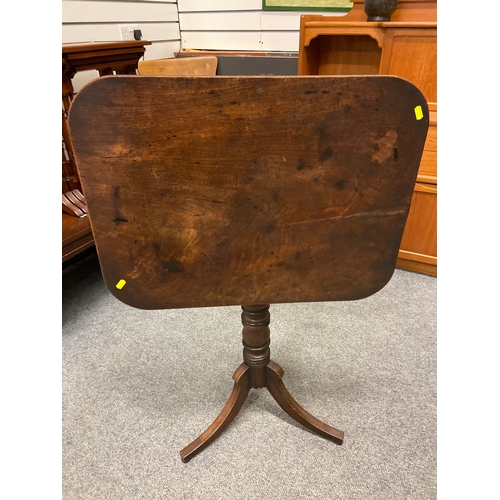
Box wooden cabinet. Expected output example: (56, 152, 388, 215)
(298, 0, 437, 276)
(62, 41, 151, 264)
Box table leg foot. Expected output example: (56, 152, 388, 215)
(180, 363, 251, 463)
(265, 360, 344, 444)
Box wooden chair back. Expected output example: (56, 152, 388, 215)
(138, 56, 218, 76)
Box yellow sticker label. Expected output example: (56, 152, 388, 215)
(116, 279, 126, 289)
(414, 105, 423, 120)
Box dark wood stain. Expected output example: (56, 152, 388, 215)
(296, 159, 306, 171)
(319, 146, 333, 162)
(162, 261, 183, 273)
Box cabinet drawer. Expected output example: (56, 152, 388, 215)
(417, 149, 436, 183)
(400, 182, 437, 259)
(424, 123, 437, 152)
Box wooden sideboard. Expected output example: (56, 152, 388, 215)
(62, 40, 151, 264)
(298, 0, 437, 276)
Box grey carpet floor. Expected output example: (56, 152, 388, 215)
(62, 256, 436, 500)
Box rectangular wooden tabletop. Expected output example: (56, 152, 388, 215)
(68, 75, 428, 309)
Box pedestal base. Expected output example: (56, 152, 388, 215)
(180, 305, 344, 463)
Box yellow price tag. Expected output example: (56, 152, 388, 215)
(414, 105, 423, 120)
(116, 279, 127, 289)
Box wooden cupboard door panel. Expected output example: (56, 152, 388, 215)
(417, 150, 436, 183)
(423, 123, 437, 152)
(400, 183, 436, 258)
(384, 32, 437, 103)
(419, 120, 436, 180)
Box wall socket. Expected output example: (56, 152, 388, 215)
(119, 24, 140, 41)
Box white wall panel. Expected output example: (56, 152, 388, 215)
(62, 22, 180, 44)
(260, 31, 300, 52)
(179, 12, 261, 31)
(141, 40, 181, 59)
(178, 0, 261, 12)
(62, 1, 178, 23)
(181, 31, 262, 51)
(261, 10, 344, 31)
(62, 0, 181, 61)
(177, 2, 350, 53)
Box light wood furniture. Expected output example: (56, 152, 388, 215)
(68, 74, 428, 462)
(62, 40, 151, 264)
(138, 56, 218, 76)
(298, 0, 437, 276)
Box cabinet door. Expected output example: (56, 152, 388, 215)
(380, 29, 437, 104)
(398, 182, 437, 275)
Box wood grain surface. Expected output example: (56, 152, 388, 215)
(69, 75, 428, 309)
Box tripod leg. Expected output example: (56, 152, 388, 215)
(180, 363, 251, 463)
(265, 360, 344, 444)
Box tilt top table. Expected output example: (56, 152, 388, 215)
(68, 75, 428, 462)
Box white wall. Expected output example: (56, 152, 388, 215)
(62, 0, 181, 90)
(177, 0, 347, 53)
(62, 0, 351, 90)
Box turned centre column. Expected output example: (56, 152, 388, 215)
(241, 304, 271, 389)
